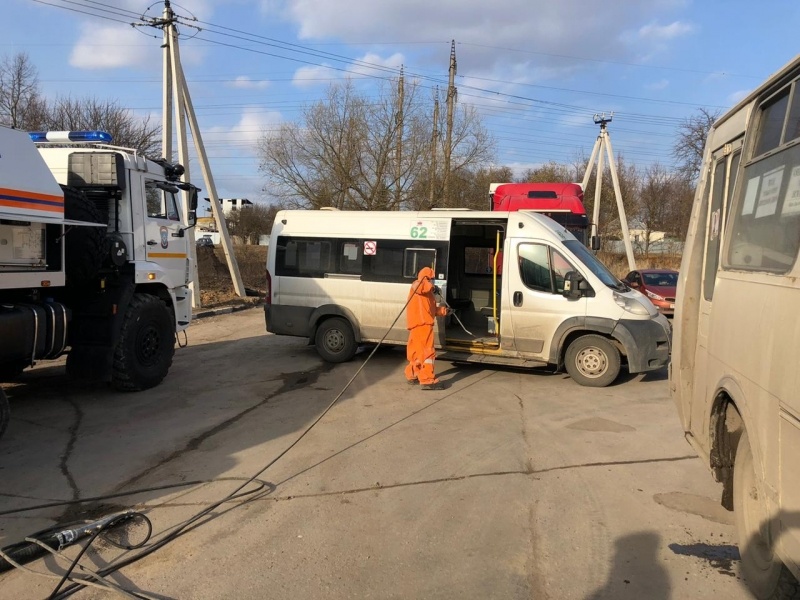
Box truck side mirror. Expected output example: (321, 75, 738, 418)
(190, 189, 198, 211)
(562, 271, 585, 300)
(590, 235, 601, 251)
(187, 209, 197, 227)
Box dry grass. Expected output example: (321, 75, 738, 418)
(598, 252, 682, 279)
(196, 244, 268, 307)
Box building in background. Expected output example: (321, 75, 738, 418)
(205, 197, 254, 216)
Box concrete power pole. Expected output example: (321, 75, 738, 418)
(395, 67, 404, 209)
(148, 1, 246, 307)
(429, 89, 439, 209)
(442, 40, 457, 207)
(581, 113, 636, 271)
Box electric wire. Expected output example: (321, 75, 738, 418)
(46, 287, 428, 598)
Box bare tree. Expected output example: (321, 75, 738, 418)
(520, 161, 580, 183)
(0, 52, 160, 155)
(673, 107, 721, 182)
(259, 78, 494, 210)
(637, 163, 674, 256)
(226, 204, 281, 244)
(579, 154, 640, 246)
(0, 52, 46, 129)
(44, 96, 160, 156)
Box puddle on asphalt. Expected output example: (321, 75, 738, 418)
(668, 542, 740, 577)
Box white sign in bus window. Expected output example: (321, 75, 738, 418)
(781, 165, 800, 216)
(742, 176, 760, 215)
(343, 243, 358, 260)
(754, 165, 784, 219)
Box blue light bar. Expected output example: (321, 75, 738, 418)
(28, 130, 113, 144)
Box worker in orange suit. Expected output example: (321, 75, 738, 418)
(405, 266, 449, 390)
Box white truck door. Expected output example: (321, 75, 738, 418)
(502, 240, 587, 358)
(143, 180, 189, 286)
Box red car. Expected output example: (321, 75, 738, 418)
(622, 269, 678, 316)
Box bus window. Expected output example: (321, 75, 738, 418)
(753, 88, 790, 156)
(403, 248, 436, 278)
(703, 159, 727, 301)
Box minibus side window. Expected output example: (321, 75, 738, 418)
(339, 241, 363, 274)
(518, 243, 575, 294)
(403, 248, 436, 278)
(276, 237, 331, 277)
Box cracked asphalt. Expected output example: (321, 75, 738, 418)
(0, 309, 753, 598)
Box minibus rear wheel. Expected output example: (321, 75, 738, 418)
(315, 317, 357, 363)
(564, 334, 620, 387)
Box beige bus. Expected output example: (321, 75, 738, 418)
(671, 54, 800, 598)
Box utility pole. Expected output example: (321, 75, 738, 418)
(145, 1, 246, 307)
(395, 67, 404, 209)
(443, 40, 456, 207)
(582, 113, 636, 271)
(429, 88, 439, 209)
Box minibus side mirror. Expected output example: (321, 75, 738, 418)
(590, 235, 601, 251)
(563, 271, 586, 300)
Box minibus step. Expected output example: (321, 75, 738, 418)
(438, 351, 547, 368)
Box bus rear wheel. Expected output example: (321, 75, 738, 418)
(734, 430, 799, 599)
(315, 317, 356, 363)
(564, 334, 620, 387)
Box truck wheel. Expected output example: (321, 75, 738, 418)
(0, 388, 9, 439)
(315, 317, 357, 363)
(734, 430, 800, 598)
(564, 334, 621, 387)
(112, 294, 175, 391)
(62, 185, 107, 285)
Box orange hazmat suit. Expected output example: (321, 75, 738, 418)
(405, 267, 448, 385)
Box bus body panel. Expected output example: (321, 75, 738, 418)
(670, 52, 800, 583)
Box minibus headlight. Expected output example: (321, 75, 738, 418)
(613, 291, 655, 316)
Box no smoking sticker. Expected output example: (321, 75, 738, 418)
(364, 241, 377, 255)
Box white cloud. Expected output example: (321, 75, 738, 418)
(207, 107, 284, 149)
(293, 63, 339, 87)
(70, 25, 157, 70)
(275, 0, 690, 89)
(634, 20, 695, 42)
(229, 76, 270, 90)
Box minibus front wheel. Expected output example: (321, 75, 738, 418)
(315, 317, 357, 363)
(564, 334, 621, 387)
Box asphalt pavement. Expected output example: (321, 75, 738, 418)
(0, 309, 751, 599)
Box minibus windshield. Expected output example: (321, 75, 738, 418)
(564, 240, 626, 291)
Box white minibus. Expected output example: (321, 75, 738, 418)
(671, 53, 800, 597)
(266, 210, 671, 387)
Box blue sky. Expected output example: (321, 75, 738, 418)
(3, 0, 799, 207)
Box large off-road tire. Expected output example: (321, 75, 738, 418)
(62, 185, 107, 285)
(564, 334, 621, 387)
(112, 294, 175, 392)
(0, 388, 9, 440)
(314, 317, 357, 363)
(734, 430, 800, 599)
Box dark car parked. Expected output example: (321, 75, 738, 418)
(196, 236, 214, 247)
(623, 269, 678, 317)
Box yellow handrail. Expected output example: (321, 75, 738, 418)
(492, 231, 500, 336)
